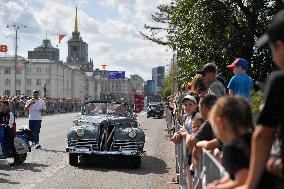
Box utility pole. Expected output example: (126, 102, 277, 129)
(6, 24, 27, 96)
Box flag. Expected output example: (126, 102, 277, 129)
(58, 34, 66, 43)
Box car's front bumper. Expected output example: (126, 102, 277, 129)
(66, 146, 145, 156)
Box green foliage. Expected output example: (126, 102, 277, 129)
(251, 90, 264, 114)
(141, 0, 284, 84)
(160, 61, 177, 100)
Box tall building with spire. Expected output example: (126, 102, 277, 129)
(66, 7, 93, 72)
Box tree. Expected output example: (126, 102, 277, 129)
(141, 0, 284, 86)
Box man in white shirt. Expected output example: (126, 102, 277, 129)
(25, 90, 46, 149)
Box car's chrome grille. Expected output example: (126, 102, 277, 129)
(69, 139, 99, 148)
(113, 140, 144, 150)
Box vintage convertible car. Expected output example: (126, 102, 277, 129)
(66, 100, 145, 168)
(147, 103, 164, 119)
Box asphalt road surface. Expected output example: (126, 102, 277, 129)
(0, 112, 178, 189)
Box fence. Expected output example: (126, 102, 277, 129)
(4, 100, 82, 118)
(165, 110, 228, 189)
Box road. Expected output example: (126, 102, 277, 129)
(0, 112, 178, 189)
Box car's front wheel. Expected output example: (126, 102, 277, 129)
(69, 153, 78, 166)
(131, 156, 141, 168)
(14, 153, 27, 164)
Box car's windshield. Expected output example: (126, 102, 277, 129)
(82, 102, 131, 117)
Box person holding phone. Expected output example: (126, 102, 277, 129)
(25, 90, 46, 149)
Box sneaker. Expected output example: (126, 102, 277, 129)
(34, 144, 41, 149)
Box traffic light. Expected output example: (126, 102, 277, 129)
(0, 45, 8, 52)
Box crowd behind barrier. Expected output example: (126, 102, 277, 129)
(166, 110, 228, 189)
(0, 96, 82, 117)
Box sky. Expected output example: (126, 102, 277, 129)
(0, 0, 173, 80)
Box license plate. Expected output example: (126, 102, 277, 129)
(77, 148, 90, 152)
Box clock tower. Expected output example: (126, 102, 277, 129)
(67, 7, 93, 72)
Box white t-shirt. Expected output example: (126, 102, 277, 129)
(25, 99, 46, 120)
(184, 112, 202, 134)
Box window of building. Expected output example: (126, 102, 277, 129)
(37, 68, 41, 73)
(16, 79, 21, 86)
(27, 79, 31, 86)
(26, 68, 31, 73)
(27, 90, 31, 96)
(4, 90, 10, 96)
(46, 79, 50, 85)
(36, 79, 41, 86)
(5, 79, 10, 86)
(16, 69, 21, 74)
(46, 68, 50, 73)
(4, 68, 10, 75)
(16, 90, 21, 96)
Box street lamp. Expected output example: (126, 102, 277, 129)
(6, 24, 27, 96)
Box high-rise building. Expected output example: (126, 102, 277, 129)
(130, 74, 144, 92)
(152, 66, 165, 95)
(66, 7, 93, 72)
(28, 39, 59, 61)
(144, 80, 155, 95)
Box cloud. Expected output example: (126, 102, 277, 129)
(90, 42, 112, 53)
(0, 0, 172, 80)
(92, 45, 172, 80)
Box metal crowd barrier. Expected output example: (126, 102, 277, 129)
(5, 100, 82, 118)
(166, 110, 228, 189)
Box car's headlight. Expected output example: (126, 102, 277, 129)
(76, 128, 85, 137)
(128, 129, 137, 139)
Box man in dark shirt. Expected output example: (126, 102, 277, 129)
(237, 10, 284, 189)
(186, 94, 217, 150)
(197, 63, 226, 97)
(0, 101, 17, 165)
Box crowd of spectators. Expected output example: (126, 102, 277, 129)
(166, 9, 284, 189)
(0, 96, 82, 118)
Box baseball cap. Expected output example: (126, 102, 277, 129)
(197, 63, 217, 76)
(32, 90, 39, 93)
(182, 95, 197, 104)
(256, 10, 284, 48)
(227, 58, 249, 71)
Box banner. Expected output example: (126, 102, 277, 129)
(108, 71, 125, 79)
(0, 45, 8, 52)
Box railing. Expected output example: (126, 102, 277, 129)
(165, 110, 228, 189)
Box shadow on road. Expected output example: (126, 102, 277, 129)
(0, 162, 49, 172)
(0, 172, 20, 185)
(0, 177, 20, 184)
(76, 155, 170, 175)
(39, 148, 66, 154)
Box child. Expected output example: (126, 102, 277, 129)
(207, 96, 253, 189)
(227, 58, 253, 100)
(172, 95, 199, 144)
(238, 10, 284, 189)
(191, 117, 204, 134)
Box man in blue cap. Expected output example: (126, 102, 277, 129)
(226, 58, 253, 100)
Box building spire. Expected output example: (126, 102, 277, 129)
(74, 6, 79, 32)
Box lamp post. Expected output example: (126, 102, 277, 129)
(6, 24, 27, 96)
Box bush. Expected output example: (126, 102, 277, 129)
(251, 90, 264, 114)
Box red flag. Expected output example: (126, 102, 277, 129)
(58, 35, 66, 43)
